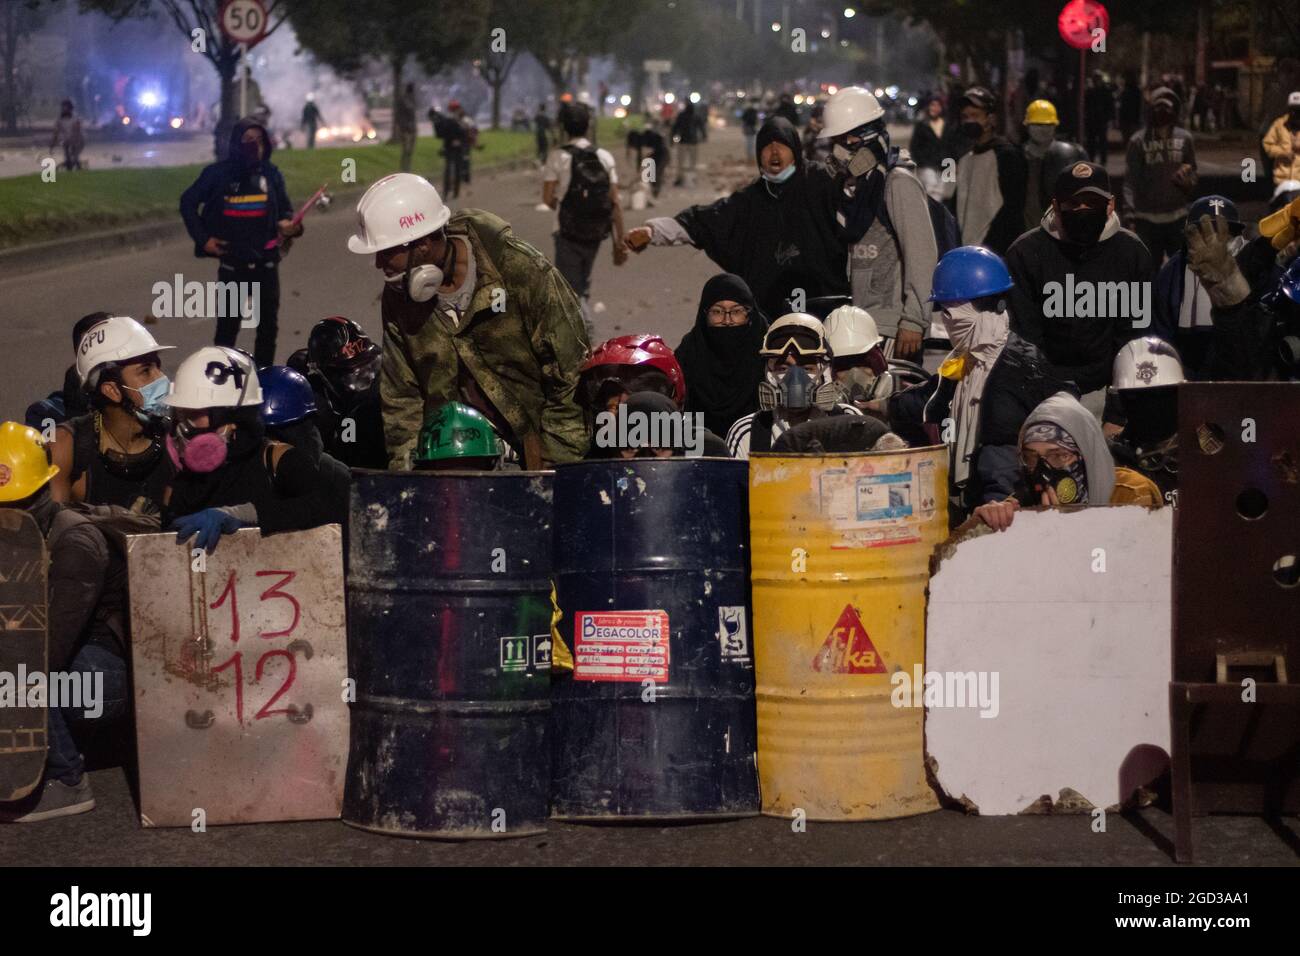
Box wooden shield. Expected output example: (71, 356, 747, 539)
(126, 525, 348, 826)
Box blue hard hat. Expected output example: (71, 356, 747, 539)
(258, 365, 317, 427)
(929, 245, 1014, 303)
(1188, 194, 1242, 233)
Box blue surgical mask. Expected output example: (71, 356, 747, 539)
(128, 375, 171, 417)
(761, 164, 796, 184)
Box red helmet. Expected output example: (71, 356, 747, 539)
(579, 334, 686, 407)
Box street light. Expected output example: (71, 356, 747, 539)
(771, 21, 781, 31)
(844, 7, 856, 17)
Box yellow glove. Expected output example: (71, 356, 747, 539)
(1260, 196, 1300, 252)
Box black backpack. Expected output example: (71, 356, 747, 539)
(876, 164, 961, 257)
(558, 144, 613, 244)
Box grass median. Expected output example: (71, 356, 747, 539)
(0, 116, 637, 251)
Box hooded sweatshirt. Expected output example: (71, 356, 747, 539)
(955, 135, 1028, 254)
(1005, 206, 1153, 393)
(674, 273, 770, 437)
(1018, 391, 1116, 506)
(180, 118, 293, 264)
(642, 117, 848, 317)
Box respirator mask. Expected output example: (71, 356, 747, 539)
(166, 418, 231, 474)
(1025, 455, 1089, 505)
(386, 231, 456, 303)
(831, 127, 888, 179)
(757, 362, 841, 413)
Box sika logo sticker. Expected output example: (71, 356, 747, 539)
(718, 606, 749, 661)
(813, 605, 886, 674)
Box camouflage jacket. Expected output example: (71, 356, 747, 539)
(379, 209, 591, 469)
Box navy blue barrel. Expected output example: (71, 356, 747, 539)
(550, 458, 759, 819)
(343, 471, 553, 838)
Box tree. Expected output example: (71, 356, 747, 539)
(287, 0, 487, 138)
(81, 0, 291, 157)
(518, 0, 648, 97)
(474, 0, 540, 130)
(1, 0, 53, 134)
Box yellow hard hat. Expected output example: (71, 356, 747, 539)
(0, 421, 59, 503)
(1024, 99, 1059, 126)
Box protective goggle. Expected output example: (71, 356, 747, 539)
(1020, 447, 1078, 470)
(760, 327, 827, 359)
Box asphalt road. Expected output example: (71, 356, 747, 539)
(0, 128, 736, 423)
(3, 764, 1297, 865)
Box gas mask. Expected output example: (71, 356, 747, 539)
(387, 233, 456, 303)
(758, 363, 840, 413)
(837, 366, 891, 404)
(340, 355, 380, 393)
(166, 422, 230, 474)
(831, 138, 885, 179)
(1028, 457, 1089, 505)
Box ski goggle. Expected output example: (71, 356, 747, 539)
(760, 326, 827, 359)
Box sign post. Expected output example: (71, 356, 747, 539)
(219, 0, 269, 120)
(1058, 0, 1110, 146)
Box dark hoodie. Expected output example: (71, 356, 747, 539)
(674, 273, 771, 438)
(672, 117, 848, 318)
(180, 118, 292, 264)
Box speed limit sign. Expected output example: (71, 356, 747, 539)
(220, 0, 269, 47)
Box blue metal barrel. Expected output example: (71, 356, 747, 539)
(342, 470, 553, 838)
(550, 458, 759, 819)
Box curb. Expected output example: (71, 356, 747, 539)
(0, 155, 541, 280)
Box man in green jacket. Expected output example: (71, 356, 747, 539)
(348, 173, 591, 469)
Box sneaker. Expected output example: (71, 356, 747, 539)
(0, 775, 95, 823)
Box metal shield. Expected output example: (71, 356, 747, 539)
(0, 509, 47, 802)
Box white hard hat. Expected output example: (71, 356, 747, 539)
(165, 347, 264, 410)
(1111, 336, 1185, 391)
(820, 86, 885, 139)
(823, 305, 882, 358)
(347, 172, 451, 255)
(76, 315, 175, 387)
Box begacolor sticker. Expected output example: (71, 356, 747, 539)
(574, 610, 669, 682)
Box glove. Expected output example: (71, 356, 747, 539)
(1186, 213, 1250, 308)
(171, 508, 245, 554)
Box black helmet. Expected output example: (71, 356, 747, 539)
(307, 316, 380, 371)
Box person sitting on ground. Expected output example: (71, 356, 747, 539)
(49, 316, 177, 513)
(162, 347, 343, 553)
(966, 391, 1163, 533)
(258, 364, 351, 521)
(25, 312, 111, 430)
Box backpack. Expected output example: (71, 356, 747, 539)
(558, 144, 613, 244)
(877, 164, 960, 257)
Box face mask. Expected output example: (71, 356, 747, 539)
(167, 426, 229, 474)
(761, 164, 796, 184)
(960, 120, 984, 140)
(238, 140, 262, 166)
(758, 362, 839, 412)
(1027, 125, 1056, 146)
(126, 375, 171, 421)
(940, 300, 989, 353)
(1029, 458, 1088, 505)
(1059, 205, 1109, 245)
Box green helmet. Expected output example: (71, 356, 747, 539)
(415, 402, 502, 464)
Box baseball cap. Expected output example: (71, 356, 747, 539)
(1054, 161, 1113, 202)
(959, 86, 997, 112)
(1289, 91, 1300, 108)
(1188, 194, 1244, 234)
(1150, 86, 1180, 111)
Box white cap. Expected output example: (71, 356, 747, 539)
(820, 86, 885, 139)
(76, 316, 174, 386)
(1288, 91, 1300, 108)
(347, 172, 451, 255)
(824, 305, 882, 357)
(1111, 336, 1185, 391)
(165, 347, 263, 409)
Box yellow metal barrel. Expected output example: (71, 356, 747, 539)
(749, 446, 948, 820)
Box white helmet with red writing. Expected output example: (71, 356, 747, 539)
(347, 172, 451, 254)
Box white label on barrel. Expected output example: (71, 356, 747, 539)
(817, 455, 939, 549)
(718, 606, 749, 661)
(574, 610, 670, 682)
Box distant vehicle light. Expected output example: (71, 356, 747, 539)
(793, 94, 805, 105)
(366, 129, 377, 140)
(169, 117, 184, 129)
(886, 85, 900, 97)
(138, 90, 160, 108)
(907, 97, 918, 107)
(843, 7, 856, 17)
(689, 92, 701, 104)
(821, 29, 831, 39)
(122, 116, 131, 125)
(613, 107, 627, 118)
(664, 92, 676, 104)
(827, 85, 839, 95)
(620, 94, 631, 106)
(771, 21, 781, 31)
(875, 88, 884, 97)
